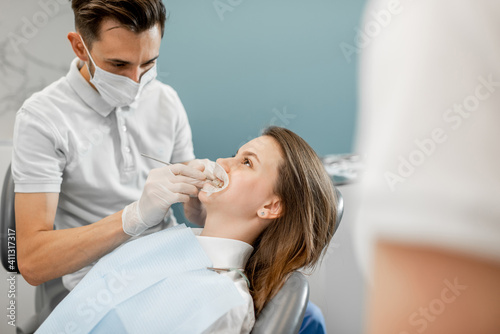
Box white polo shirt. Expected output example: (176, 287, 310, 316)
(12, 58, 195, 289)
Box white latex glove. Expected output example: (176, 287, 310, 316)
(188, 159, 229, 195)
(122, 164, 206, 236)
(187, 159, 216, 180)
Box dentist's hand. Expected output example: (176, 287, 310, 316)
(122, 164, 207, 236)
(187, 159, 216, 181)
(183, 159, 217, 226)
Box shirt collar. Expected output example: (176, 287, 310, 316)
(192, 228, 254, 269)
(66, 57, 116, 117)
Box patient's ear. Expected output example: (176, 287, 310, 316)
(258, 196, 282, 219)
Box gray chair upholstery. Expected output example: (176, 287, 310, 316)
(334, 187, 344, 234)
(252, 271, 310, 334)
(252, 187, 344, 334)
(1, 164, 69, 334)
(1, 164, 18, 273)
(1, 163, 344, 334)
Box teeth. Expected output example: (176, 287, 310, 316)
(211, 178, 224, 188)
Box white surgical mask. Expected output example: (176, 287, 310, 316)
(80, 36, 157, 108)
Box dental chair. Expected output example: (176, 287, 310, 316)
(1, 163, 344, 334)
(0, 164, 70, 334)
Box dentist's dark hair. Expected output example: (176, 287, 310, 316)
(71, 0, 167, 49)
(245, 126, 337, 316)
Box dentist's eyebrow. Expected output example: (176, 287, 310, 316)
(106, 55, 159, 65)
(106, 25, 122, 32)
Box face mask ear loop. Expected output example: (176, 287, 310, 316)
(79, 35, 96, 79)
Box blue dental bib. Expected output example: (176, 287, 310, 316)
(36, 224, 245, 333)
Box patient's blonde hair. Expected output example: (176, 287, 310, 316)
(245, 126, 337, 316)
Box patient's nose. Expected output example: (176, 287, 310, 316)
(216, 158, 231, 173)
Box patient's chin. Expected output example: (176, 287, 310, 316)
(198, 186, 226, 204)
(198, 190, 216, 203)
(198, 191, 209, 203)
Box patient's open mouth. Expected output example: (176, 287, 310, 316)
(210, 178, 224, 188)
(201, 162, 229, 196)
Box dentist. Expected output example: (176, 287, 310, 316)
(12, 0, 207, 291)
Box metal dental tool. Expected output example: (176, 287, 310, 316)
(140, 153, 172, 166)
(140, 153, 223, 187)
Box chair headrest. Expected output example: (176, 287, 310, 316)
(334, 187, 344, 235)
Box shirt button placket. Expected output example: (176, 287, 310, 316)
(117, 107, 134, 173)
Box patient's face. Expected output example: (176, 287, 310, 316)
(199, 135, 283, 218)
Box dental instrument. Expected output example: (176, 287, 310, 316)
(140, 153, 224, 188)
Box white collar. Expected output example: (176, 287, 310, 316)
(66, 57, 116, 117)
(192, 228, 254, 269)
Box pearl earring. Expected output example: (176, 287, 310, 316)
(260, 212, 265, 216)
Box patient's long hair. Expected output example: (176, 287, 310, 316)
(245, 126, 337, 316)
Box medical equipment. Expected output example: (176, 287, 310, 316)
(35, 224, 245, 333)
(322, 153, 362, 186)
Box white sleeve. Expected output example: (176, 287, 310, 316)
(12, 108, 66, 193)
(355, 0, 500, 273)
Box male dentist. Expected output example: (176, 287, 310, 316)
(13, 0, 206, 291)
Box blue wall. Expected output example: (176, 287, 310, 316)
(159, 0, 365, 160)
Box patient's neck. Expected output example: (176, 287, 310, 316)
(201, 212, 262, 246)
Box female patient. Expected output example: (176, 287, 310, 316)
(37, 126, 337, 333)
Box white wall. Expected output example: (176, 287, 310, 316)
(1, 1, 75, 333)
(0, 0, 75, 139)
(308, 184, 366, 333)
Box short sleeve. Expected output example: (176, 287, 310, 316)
(12, 109, 66, 193)
(169, 90, 195, 163)
(354, 0, 500, 273)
